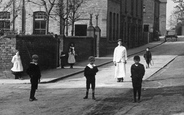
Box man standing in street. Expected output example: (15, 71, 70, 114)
(113, 39, 127, 82)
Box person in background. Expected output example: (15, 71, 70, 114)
(60, 51, 66, 68)
(26, 54, 41, 102)
(83, 56, 98, 100)
(68, 47, 76, 68)
(143, 47, 152, 68)
(11, 51, 23, 79)
(130, 56, 145, 103)
(113, 39, 127, 82)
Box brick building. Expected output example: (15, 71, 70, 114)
(0, 0, 144, 49)
(0, 0, 61, 35)
(74, 0, 144, 48)
(159, 0, 167, 35)
(143, 0, 167, 40)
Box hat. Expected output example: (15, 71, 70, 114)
(117, 39, 122, 42)
(88, 56, 95, 62)
(32, 54, 39, 60)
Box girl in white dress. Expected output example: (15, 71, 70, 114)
(11, 51, 23, 79)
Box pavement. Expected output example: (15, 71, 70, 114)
(0, 39, 167, 84)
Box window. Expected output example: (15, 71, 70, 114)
(33, 11, 46, 34)
(144, 25, 149, 32)
(0, 12, 10, 35)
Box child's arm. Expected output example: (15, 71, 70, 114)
(141, 64, 145, 78)
(26, 64, 33, 78)
(130, 65, 134, 78)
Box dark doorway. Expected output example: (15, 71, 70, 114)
(75, 24, 87, 36)
(144, 25, 149, 32)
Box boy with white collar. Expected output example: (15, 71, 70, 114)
(83, 56, 98, 100)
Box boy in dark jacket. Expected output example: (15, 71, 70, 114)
(143, 47, 152, 68)
(27, 54, 41, 102)
(131, 56, 145, 103)
(83, 56, 98, 100)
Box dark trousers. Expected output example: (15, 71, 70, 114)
(30, 80, 38, 99)
(133, 86, 141, 101)
(30, 87, 36, 99)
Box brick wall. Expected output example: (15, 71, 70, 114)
(16, 35, 59, 71)
(63, 36, 95, 62)
(0, 37, 16, 70)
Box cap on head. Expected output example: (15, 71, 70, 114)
(88, 56, 95, 62)
(32, 54, 39, 60)
(117, 39, 122, 42)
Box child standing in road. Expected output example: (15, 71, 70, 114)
(83, 56, 98, 100)
(27, 54, 41, 102)
(143, 47, 152, 68)
(130, 56, 145, 103)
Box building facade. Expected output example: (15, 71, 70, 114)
(0, 0, 61, 35)
(159, 0, 167, 35)
(143, 0, 167, 40)
(75, 0, 144, 48)
(0, 0, 144, 48)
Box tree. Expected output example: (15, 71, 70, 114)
(0, 0, 22, 33)
(168, 0, 184, 29)
(67, 0, 86, 36)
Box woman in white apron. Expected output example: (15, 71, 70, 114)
(113, 39, 127, 82)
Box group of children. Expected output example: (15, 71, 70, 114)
(26, 47, 151, 102)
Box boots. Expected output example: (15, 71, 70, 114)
(92, 91, 95, 100)
(83, 91, 88, 99)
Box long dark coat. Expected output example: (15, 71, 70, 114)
(131, 63, 145, 88)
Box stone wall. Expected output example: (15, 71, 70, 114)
(0, 37, 16, 71)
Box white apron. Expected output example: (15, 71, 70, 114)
(115, 62, 126, 78)
(113, 46, 127, 78)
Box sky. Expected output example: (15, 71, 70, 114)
(166, 0, 176, 29)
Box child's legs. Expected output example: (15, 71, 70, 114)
(146, 60, 150, 67)
(138, 86, 142, 100)
(133, 87, 137, 100)
(86, 80, 90, 91)
(30, 85, 37, 99)
(91, 80, 95, 92)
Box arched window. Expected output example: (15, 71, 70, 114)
(0, 12, 10, 35)
(33, 11, 46, 34)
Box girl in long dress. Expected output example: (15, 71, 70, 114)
(11, 51, 23, 79)
(68, 48, 76, 68)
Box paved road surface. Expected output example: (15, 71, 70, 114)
(1, 38, 184, 115)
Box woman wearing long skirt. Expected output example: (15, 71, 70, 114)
(113, 39, 127, 82)
(11, 51, 23, 79)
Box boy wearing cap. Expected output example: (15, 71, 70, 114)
(130, 56, 145, 103)
(27, 54, 41, 101)
(83, 56, 98, 100)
